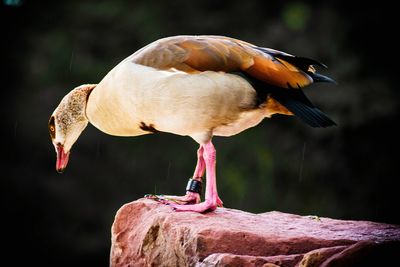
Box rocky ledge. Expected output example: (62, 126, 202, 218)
(110, 199, 400, 266)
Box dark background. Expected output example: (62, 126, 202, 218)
(2, 0, 398, 266)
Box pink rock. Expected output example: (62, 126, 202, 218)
(110, 198, 400, 267)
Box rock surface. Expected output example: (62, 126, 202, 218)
(110, 199, 400, 267)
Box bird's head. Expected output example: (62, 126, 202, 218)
(49, 84, 96, 173)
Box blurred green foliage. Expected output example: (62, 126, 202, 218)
(2, 0, 398, 266)
(282, 2, 311, 31)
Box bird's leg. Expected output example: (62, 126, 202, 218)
(171, 141, 223, 212)
(145, 146, 205, 205)
(193, 146, 206, 179)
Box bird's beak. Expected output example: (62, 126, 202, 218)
(56, 144, 70, 173)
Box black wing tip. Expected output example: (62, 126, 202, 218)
(311, 73, 338, 85)
(275, 102, 338, 128)
(308, 111, 337, 128)
(298, 112, 337, 128)
(294, 106, 337, 128)
(255, 47, 331, 77)
(270, 89, 337, 129)
(296, 56, 328, 69)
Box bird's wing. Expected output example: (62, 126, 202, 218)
(129, 35, 336, 127)
(129, 35, 318, 89)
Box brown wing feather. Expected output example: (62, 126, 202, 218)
(130, 35, 313, 88)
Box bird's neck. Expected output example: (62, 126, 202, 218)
(69, 84, 97, 121)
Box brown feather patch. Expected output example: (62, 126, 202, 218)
(139, 122, 159, 133)
(264, 96, 293, 116)
(130, 35, 313, 89)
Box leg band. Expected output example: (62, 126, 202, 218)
(186, 178, 202, 194)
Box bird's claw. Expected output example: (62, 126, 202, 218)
(144, 190, 223, 212)
(144, 192, 201, 205)
(144, 194, 167, 202)
(170, 200, 218, 213)
(216, 197, 223, 207)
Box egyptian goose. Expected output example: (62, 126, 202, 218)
(49, 35, 335, 212)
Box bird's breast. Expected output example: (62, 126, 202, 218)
(86, 62, 262, 137)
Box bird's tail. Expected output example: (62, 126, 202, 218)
(251, 47, 337, 127)
(269, 86, 336, 128)
(235, 68, 336, 128)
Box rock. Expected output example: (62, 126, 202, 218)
(110, 199, 400, 267)
(201, 246, 346, 267)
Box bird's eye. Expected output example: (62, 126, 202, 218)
(49, 116, 56, 139)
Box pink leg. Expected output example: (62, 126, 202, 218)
(145, 146, 206, 205)
(193, 146, 205, 178)
(172, 141, 223, 212)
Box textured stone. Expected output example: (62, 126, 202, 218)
(110, 198, 400, 267)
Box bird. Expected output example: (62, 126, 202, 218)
(49, 35, 336, 213)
